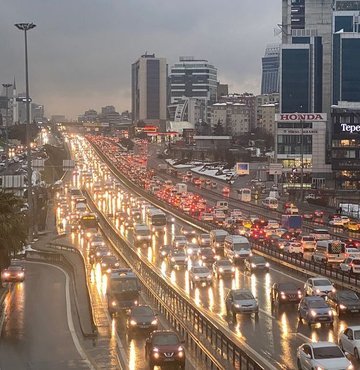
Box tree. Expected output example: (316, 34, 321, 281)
(213, 120, 224, 136)
(0, 192, 27, 269)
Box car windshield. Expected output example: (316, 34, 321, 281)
(193, 267, 209, 274)
(338, 291, 359, 300)
(173, 250, 185, 256)
(355, 331, 360, 340)
(278, 283, 297, 291)
(252, 256, 265, 264)
(131, 306, 153, 316)
(153, 333, 179, 346)
(308, 300, 328, 308)
(353, 260, 360, 265)
(303, 236, 315, 241)
(313, 279, 331, 286)
(313, 346, 344, 359)
(234, 291, 254, 300)
(111, 279, 138, 292)
(201, 249, 213, 256)
(8, 266, 23, 271)
(218, 260, 232, 267)
(233, 243, 249, 251)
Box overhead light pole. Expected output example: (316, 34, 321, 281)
(15, 22, 36, 242)
(2, 83, 12, 168)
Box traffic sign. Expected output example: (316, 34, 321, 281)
(235, 163, 249, 175)
(269, 163, 283, 175)
(63, 159, 75, 170)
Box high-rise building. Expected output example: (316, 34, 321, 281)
(131, 53, 167, 130)
(217, 82, 229, 99)
(261, 44, 280, 94)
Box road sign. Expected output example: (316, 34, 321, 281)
(63, 159, 75, 170)
(235, 163, 250, 175)
(32, 159, 45, 169)
(269, 163, 283, 175)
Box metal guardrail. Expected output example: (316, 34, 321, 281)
(84, 188, 266, 370)
(25, 248, 97, 338)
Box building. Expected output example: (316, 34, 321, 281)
(281, 0, 333, 115)
(211, 102, 250, 136)
(255, 93, 279, 130)
(131, 53, 167, 130)
(50, 115, 66, 123)
(217, 82, 229, 99)
(169, 57, 217, 122)
(99, 105, 121, 125)
(257, 104, 277, 135)
(78, 109, 98, 123)
(31, 103, 45, 124)
(167, 97, 203, 126)
(331, 101, 360, 189)
(261, 44, 280, 94)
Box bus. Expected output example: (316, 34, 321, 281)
(237, 188, 251, 202)
(146, 208, 167, 233)
(313, 240, 346, 264)
(79, 213, 98, 239)
(262, 197, 278, 210)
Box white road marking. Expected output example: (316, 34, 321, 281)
(24, 261, 96, 370)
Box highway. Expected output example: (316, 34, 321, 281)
(0, 262, 91, 370)
(71, 134, 360, 369)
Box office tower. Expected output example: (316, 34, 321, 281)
(261, 44, 280, 94)
(131, 53, 167, 129)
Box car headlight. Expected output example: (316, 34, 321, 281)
(231, 267, 235, 272)
(316, 289, 321, 294)
(106, 268, 112, 273)
(171, 257, 175, 262)
(339, 304, 347, 310)
(265, 262, 270, 267)
(102, 263, 107, 267)
(207, 274, 212, 279)
(152, 347, 159, 352)
(195, 276, 200, 280)
(151, 319, 158, 325)
(251, 263, 256, 268)
(234, 304, 240, 308)
(161, 251, 166, 256)
(188, 249, 193, 255)
(332, 287, 336, 293)
(310, 310, 317, 317)
(3, 272, 10, 277)
(115, 262, 120, 267)
(219, 268, 224, 273)
(346, 365, 354, 370)
(328, 310, 333, 315)
(137, 236, 141, 240)
(111, 300, 117, 307)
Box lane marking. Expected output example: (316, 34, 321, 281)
(0, 286, 15, 334)
(24, 261, 95, 370)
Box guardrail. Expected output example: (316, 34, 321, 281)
(25, 248, 97, 338)
(84, 189, 266, 370)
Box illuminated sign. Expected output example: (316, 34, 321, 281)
(275, 113, 327, 122)
(235, 163, 249, 175)
(340, 124, 360, 133)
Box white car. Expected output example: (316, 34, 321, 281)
(186, 243, 201, 257)
(339, 326, 360, 361)
(296, 342, 352, 370)
(329, 217, 344, 227)
(189, 265, 213, 286)
(345, 247, 360, 259)
(267, 220, 280, 229)
(283, 241, 302, 254)
(304, 277, 335, 297)
(340, 257, 360, 274)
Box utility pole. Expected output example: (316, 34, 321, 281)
(2, 83, 12, 168)
(300, 119, 304, 202)
(15, 22, 36, 242)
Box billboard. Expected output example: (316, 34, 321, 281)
(235, 163, 249, 176)
(275, 113, 327, 122)
(333, 123, 360, 136)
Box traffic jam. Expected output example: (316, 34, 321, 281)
(61, 133, 360, 370)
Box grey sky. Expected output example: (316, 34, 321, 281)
(0, 0, 280, 119)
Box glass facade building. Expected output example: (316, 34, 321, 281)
(261, 44, 280, 94)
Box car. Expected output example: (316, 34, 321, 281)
(267, 219, 280, 229)
(339, 326, 360, 361)
(314, 209, 324, 217)
(340, 257, 360, 274)
(345, 238, 360, 248)
(186, 243, 201, 257)
(197, 247, 216, 265)
(302, 212, 313, 220)
(167, 249, 188, 268)
(329, 217, 344, 227)
(327, 290, 360, 318)
(284, 203, 298, 215)
(91, 247, 111, 265)
(189, 265, 213, 287)
(100, 255, 120, 273)
(304, 277, 335, 297)
(198, 233, 211, 247)
(89, 234, 106, 248)
(212, 259, 235, 278)
(225, 289, 259, 320)
(222, 186, 230, 194)
(270, 282, 302, 306)
(1, 265, 25, 282)
(127, 305, 158, 334)
(297, 342, 352, 370)
(298, 296, 333, 326)
(172, 235, 188, 249)
(283, 241, 302, 255)
(244, 256, 270, 273)
(145, 330, 185, 370)
(159, 245, 172, 258)
(347, 221, 360, 232)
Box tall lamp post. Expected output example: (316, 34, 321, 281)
(300, 118, 304, 202)
(2, 83, 12, 168)
(15, 22, 36, 242)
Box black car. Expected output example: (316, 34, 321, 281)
(127, 305, 158, 335)
(327, 290, 360, 318)
(159, 245, 172, 259)
(145, 330, 185, 369)
(197, 247, 216, 265)
(270, 282, 302, 306)
(244, 256, 269, 273)
(100, 255, 120, 273)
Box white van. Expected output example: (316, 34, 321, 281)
(224, 235, 251, 262)
(262, 197, 278, 210)
(215, 200, 229, 212)
(210, 229, 229, 255)
(299, 235, 317, 252)
(313, 240, 346, 264)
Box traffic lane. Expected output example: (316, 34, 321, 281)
(0, 262, 89, 370)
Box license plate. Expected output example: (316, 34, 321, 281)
(139, 325, 149, 328)
(318, 317, 328, 321)
(164, 358, 175, 362)
(351, 310, 359, 313)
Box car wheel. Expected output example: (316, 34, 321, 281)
(354, 348, 359, 360)
(297, 359, 302, 370)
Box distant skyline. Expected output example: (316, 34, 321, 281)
(0, 0, 280, 119)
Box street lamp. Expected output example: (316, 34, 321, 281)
(15, 22, 36, 242)
(2, 83, 12, 168)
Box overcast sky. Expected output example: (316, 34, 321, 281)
(0, 0, 280, 119)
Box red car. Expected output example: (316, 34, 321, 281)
(145, 330, 186, 369)
(1, 265, 25, 282)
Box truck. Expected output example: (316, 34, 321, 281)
(281, 214, 302, 233)
(107, 269, 141, 314)
(175, 183, 187, 194)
